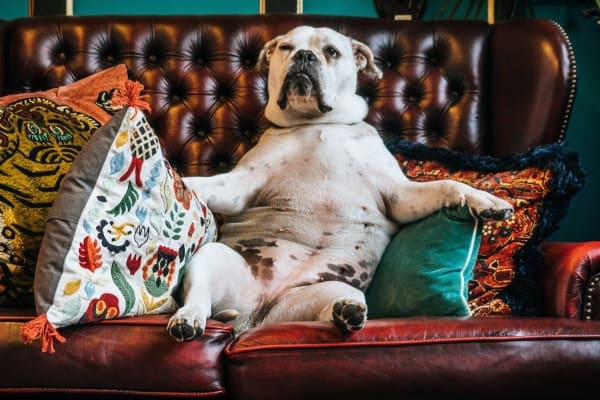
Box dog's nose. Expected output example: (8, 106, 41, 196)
(294, 50, 317, 64)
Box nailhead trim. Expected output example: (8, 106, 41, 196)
(583, 274, 600, 320)
(550, 20, 577, 142)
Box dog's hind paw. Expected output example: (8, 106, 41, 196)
(168, 320, 199, 342)
(332, 299, 367, 333)
(167, 309, 207, 342)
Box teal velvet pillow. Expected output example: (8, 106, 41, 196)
(366, 206, 482, 318)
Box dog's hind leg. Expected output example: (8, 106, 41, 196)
(167, 242, 258, 341)
(261, 281, 368, 333)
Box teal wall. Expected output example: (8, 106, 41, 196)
(76, 0, 378, 16)
(0, 0, 598, 241)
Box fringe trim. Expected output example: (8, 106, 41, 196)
(21, 314, 66, 354)
(111, 80, 152, 113)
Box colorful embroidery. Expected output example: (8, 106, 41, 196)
(397, 157, 553, 316)
(45, 107, 217, 327)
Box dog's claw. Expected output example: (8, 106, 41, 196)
(477, 207, 513, 221)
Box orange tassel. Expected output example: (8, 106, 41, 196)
(21, 314, 66, 354)
(111, 80, 152, 113)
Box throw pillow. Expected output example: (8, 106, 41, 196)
(0, 64, 129, 307)
(366, 206, 482, 318)
(386, 140, 586, 316)
(22, 105, 217, 353)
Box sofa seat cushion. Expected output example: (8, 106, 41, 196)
(225, 318, 600, 400)
(0, 310, 233, 398)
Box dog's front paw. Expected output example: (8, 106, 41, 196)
(465, 190, 514, 221)
(167, 307, 208, 342)
(332, 299, 367, 333)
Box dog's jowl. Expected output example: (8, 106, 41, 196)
(167, 26, 513, 341)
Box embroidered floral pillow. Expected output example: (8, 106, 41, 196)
(388, 140, 585, 317)
(23, 105, 217, 353)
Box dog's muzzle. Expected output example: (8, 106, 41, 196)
(277, 50, 333, 113)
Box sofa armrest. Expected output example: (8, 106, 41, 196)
(540, 241, 600, 320)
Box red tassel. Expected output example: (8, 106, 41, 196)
(111, 80, 152, 113)
(21, 314, 66, 354)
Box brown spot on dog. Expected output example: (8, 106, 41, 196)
(238, 238, 277, 248)
(318, 272, 363, 290)
(358, 259, 376, 271)
(250, 261, 275, 281)
(233, 245, 262, 265)
(327, 263, 356, 277)
(233, 244, 275, 281)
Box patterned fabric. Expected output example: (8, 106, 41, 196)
(33, 107, 217, 336)
(0, 65, 129, 307)
(388, 140, 585, 316)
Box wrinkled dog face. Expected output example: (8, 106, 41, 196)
(257, 26, 382, 127)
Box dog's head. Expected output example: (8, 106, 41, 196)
(257, 26, 382, 127)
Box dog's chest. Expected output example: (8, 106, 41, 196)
(225, 124, 397, 249)
(256, 125, 377, 205)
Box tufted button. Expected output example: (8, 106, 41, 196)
(215, 82, 235, 102)
(106, 55, 115, 63)
(53, 49, 70, 64)
(191, 116, 212, 138)
(148, 54, 158, 64)
(191, 38, 216, 68)
(404, 84, 424, 104)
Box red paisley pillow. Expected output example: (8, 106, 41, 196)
(389, 141, 585, 316)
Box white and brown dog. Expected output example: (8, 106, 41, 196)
(167, 26, 513, 341)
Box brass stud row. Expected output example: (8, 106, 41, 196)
(583, 275, 600, 320)
(550, 20, 577, 143)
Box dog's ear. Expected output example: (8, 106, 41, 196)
(352, 39, 383, 80)
(256, 35, 282, 73)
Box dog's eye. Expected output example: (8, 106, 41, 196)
(325, 47, 339, 59)
(279, 44, 293, 51)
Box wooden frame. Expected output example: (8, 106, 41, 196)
(29, 0, 73, 16)
(259, 0, 303, 14)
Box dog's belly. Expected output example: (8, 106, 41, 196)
(219, 154, 398, 291)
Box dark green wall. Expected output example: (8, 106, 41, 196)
(1, 0, 597, 241)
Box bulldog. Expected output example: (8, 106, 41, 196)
(167, 26, 513, 341)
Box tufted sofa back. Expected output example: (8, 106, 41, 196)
(0, 15, 576, 176)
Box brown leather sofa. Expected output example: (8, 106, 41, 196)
(1, 14, 599, 399)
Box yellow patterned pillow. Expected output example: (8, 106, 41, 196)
(0, 65, 129, 306)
